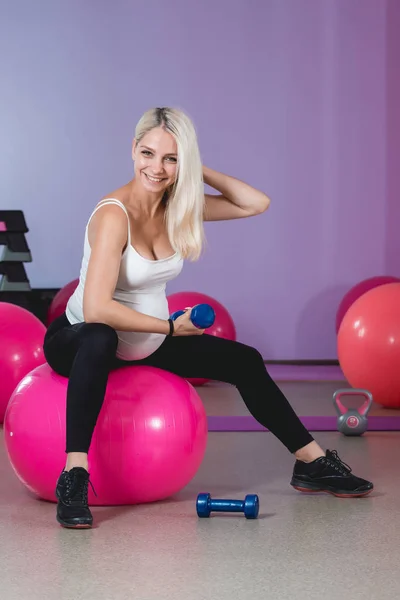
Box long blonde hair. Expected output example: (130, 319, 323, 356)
(134, 107, 205, 260)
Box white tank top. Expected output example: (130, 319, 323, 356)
(66, 199, 184, 360)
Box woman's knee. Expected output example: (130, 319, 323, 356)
(224, 341, 265, 380)
(233, 341, 264, 365)
(78, 322, 118, 355)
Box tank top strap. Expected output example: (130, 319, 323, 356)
(88, 198, 131, 246)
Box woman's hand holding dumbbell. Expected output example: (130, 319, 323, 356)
(170, 303, 216, 337)
(171, 308, 205, 336)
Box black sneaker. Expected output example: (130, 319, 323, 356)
(290, 450, 373, 498)
(55, 467, 95, 528)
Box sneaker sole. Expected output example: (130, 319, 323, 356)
(290, 480, 373, 498)
(57, 515, 93, 529)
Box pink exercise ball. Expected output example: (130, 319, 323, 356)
(0, 302, 46, 423)
(47, 278, 79, 325)
(167, 291, 237, 386)
(338, 283, 400, 408)
(4, 363, 208, 505)
(335, 275, 400, 334)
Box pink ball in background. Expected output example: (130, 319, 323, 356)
(4, 363, 208, 505)
(338, 283, 400, 409)
(335, 275, 400, 334)
(0, 302, 46, 423)
(47, 278, 79, 325)
(167, 291, 237, 386)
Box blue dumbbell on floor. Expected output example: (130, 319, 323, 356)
(196, 493, 259, 519)
(170, 303, 216, 329)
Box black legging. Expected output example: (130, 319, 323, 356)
(43, 313, 314, 455)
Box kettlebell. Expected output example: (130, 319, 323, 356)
(333, 388, 373, 436)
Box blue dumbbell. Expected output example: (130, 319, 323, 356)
(170, 303, 215, 329)
(196, 493, 259, 519)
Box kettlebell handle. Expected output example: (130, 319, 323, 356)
(333, 388, 373, 416)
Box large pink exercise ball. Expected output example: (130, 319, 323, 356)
(337, 283, 400, 408)
(335, 275, 399, 334)
(4, 363, 208, 505)
(47, 278, 79, 325)
(0, 302, 46, 423)
(167, 291, 237, 386)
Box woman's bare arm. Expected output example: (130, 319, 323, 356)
(83, 204, 169, 334)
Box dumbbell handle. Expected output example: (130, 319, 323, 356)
(207, 498, 246, 512)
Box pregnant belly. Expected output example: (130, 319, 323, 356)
(113, 290, 169, 321)
(113, 291, 170, 361)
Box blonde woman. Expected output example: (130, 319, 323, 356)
(43, 107, 373, 529)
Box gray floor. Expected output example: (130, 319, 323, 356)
(1, 382, 400, 600)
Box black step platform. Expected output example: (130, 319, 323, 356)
(0, 263, 31, 291)
(0, 232, 32, 262)
(0, 210, 32, 290)
(0, 211, 29, 233)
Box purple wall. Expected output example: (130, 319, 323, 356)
(0, 1, 395, 359)
(386, 0, 400, 275)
